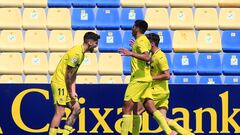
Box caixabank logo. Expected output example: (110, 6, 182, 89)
(0, 85, 239, 134)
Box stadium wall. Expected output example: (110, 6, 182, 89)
(0, 84, 239, 135)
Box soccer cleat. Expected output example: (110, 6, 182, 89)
(62, 125, 75, 135)
(49, 128, 57, 135)
(57, 128, 63, 133)
(184, 133, 195, 135)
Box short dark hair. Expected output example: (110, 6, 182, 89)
(146, 33, 160, 47)
(134, 20, 148, 34)
(84, 32, 100, 43)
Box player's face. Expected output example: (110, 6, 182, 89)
(88, 40, 98, 53)
(150, 41, 155, 52)
(131, 25, 138, 37)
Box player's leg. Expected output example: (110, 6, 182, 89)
(158, 107, 194, 135)
(121, 81, 143, 135)
(49, 83, 67, 135)
(49, 104, 65, 135)
(62, 99, 81, 135)
(143, 98, 175, 135)
(121, 99, 135, 135)
(132, 102, 145, 135)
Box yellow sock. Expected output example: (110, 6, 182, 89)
(49, 128, 57, 135)
(153, 111, 172, 134)
(132, 115, 142, 135)
(121, 115, 132, 135)
(168, 119, 190, 135)
(62, 125, 75, 135)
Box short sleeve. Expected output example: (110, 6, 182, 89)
(137, 39, 150, 54)
(67, 51, 79, 68)
(158, 54, 169, 72)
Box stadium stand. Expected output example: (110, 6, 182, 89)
(98, 53, 123, 75)
(0, 30, 24, 52)
(173, 53, 197, 75)
(197, 30, 222, 52)
(174, 76, 197, 84)
(222, 30, 240, 52)
(170, 8, 194, 29)
(24, 30, 49, 52)
(98, 31, 122, 52)
(197, 53, 222, 75)
(72, 8, 95, 30)
(222, 53, 240, 75)
(77, 53, 98, 75)
(199, 76, 222, 84)
(145, 8, 169, 29)
(76, 75, 98, 84)
(99, 76, 123, 84)
(22, 8, 46, 29)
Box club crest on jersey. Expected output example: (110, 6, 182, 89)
(72, 57, 78, 64)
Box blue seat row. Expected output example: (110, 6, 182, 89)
(98, 30, 172, 53)
(49, 0, 120, 7)
(72, 8, 144, 30)
(173, 76, 240, 84)
(172, 53, 240, 75)
(122, 53, 240, 75)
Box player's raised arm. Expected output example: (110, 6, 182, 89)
(118, 48, 151, 62)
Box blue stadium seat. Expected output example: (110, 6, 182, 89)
(197, 53, 222, 75)
(48, 0, 71, 7)
(165, 53, 172, 74)
(199, 76, 222, 84)
(173, 53, 197, 75)
(98, 31, 122, 52)
(123, 56, 131, 75)
(224, 76, 240, 84)
(168, 77, 173, 84)
(121, 8, 144, 30)
(174, 76, 197, 84)
(72, 8, 95, 30)
(96, 8, 120, 30)
(122, 31, 134, 51)
(222, 53, 240, 75)
(97, 0, 120, 7)
(72, 0, 96, 7)
(150, 30, 172, 53)
(222, 30, 240, 52)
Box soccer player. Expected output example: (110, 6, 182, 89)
(119, 20, 175, 135)
(132, 33, 194, 135)
(49, 32, 100, 135)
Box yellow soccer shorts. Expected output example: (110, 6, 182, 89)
(51, 82, 71, 106)
(124, 81, 153, 102)
(152, 87, 170, 110)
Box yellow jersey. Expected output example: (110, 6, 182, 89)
(51, 45, 85, 84)
(130, 35, 152, 82)
(151, 49, 169, 93)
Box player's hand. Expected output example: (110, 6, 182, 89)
(70, 92, 78, 100)
(118, 48, 133, 56)
(129, 39, 135, 47)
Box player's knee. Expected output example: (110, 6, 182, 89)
(143, 102, 155, 114)
(122, 100, 134, 114)
(133, 108, 145, 115)
(122, 106, 132, 114)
